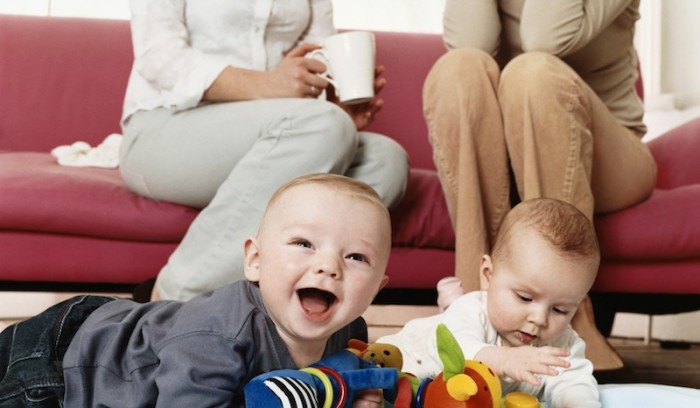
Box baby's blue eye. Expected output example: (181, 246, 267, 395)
(294, 239, 312, 248)
(347, 253, 367, 263)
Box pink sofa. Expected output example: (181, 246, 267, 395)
(2, 15, 700, 321)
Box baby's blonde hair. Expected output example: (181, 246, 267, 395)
(492, 198, 600, 269)
(268, 173, 387, 213)
(262, 173, 391, 239)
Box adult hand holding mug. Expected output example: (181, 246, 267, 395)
(328, 64, 385, 130)
(308, 31, 384, 129)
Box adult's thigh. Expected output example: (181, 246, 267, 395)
(120, 99, 343, 208)
(587, 96, 657, 213)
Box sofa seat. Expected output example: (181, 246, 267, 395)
(592, 117, 700, 296)
(0, 153, 454, 289)
(596, 186, 700, 260)
(0, 152, 198, 241)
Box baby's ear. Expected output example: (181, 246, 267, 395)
(479, 255, 494, 290)
(378, 275, 389, 291)
(243, 237, 261, 282)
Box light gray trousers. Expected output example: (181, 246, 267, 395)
(120, 98, 409, 300)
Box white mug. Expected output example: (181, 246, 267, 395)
(309, 31, 376, 105)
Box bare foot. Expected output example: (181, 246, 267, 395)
(571, 296, 624, 371)
(437, 276, 465, 312)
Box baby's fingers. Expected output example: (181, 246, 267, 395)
(523, 359, 562, 379)
(539, 354, 570, 370)
(540, 346, 570, 357)
(519, 370, 544, 387)
(535, 348, 570, 372)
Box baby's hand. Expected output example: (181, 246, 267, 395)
(351, 389, 383, 408)
(502, 346, 570, 386)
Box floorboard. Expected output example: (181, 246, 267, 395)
(596, 339, 700, 388)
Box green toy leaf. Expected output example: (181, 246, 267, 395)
(436, 323, 465, 380)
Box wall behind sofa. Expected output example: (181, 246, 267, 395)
(0, 0, 444, 32)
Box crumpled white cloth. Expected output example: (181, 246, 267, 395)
(51, 133, 122, 168)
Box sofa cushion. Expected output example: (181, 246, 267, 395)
(390, 168, 454, 249)
(595, 117, 700, 262)
(1, 152, 455, 252)
(0, 152, 198, 242)
(647, 117, 700, 189)
(0, 15, 132, 152)
(0, 231, 177, 284)
(365, 31, 446, 170)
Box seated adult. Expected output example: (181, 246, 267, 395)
(119, 0, 409, 301)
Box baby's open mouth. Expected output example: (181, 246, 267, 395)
(516, 331, 537, 345)
(297, 288, 338, 320)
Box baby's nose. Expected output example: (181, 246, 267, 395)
(314, 254, 342, 279)
(528, 306, 548, 327)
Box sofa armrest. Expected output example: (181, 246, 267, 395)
(647, 116, 700, 189)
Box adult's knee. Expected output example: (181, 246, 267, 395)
(500, 52, 581, 102)
(301, 100, 358, 152)
(360, 134, 410, 208)
(424, 48, 499, 98)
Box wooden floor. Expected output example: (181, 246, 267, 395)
(596, 338, 700, 388)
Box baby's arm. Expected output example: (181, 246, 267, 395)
(474, 345, 570, 386)
(545, 334, 600, 408)
(155, 334, 243, 406)
(442, 291, 567, 385)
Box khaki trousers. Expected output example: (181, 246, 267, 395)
(423, 49, 657, 291)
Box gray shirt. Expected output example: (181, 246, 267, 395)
(62, 280, 366, 407)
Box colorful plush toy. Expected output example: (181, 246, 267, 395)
(243, 349, 400, 408)
(414, 324, 543, 408)
(346, 338, 422, 406)
(347, 338, 404, 369)
(244, 326, 542, 408)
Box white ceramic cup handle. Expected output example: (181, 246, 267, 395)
(307, 49, 337, 87)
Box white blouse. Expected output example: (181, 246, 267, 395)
(122, 0, 335, 121)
